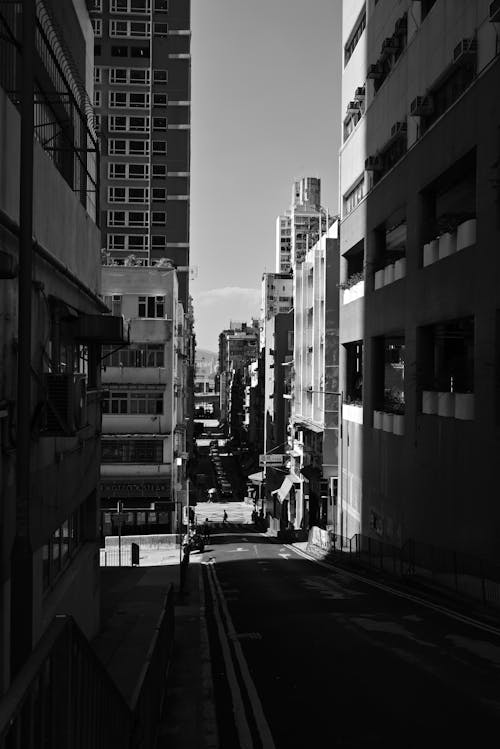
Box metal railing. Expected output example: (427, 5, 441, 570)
(0, 615, 132, 749)
(0, 585, 176, 748)
(308, 527, 500, 609)
(130, 585, 175, 748)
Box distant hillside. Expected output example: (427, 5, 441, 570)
(196, 348, 217, 362)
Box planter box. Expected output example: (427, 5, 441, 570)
(422, 390, 438, 415)
(343, 279, 364, 304)
(343, 403, 363, 424)
(393, 414, 405, 436)
(382, 411, 394, 432)
(456, 219, 476, 251)
(437, 391, 455, 417)
(394, 257, 406, 280)
(423, 239, 439, 267)
(373, 410, 383, 429)
(454, 393, 474, 420)
(374, 269, 385, 290)
(383, 263, 395, 286)
(438, 232, 456, 260)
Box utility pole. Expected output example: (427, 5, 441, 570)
(11, 0, 35, 678)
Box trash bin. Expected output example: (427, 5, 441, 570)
(131, 542, 140, 566)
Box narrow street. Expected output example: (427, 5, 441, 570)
(200, 531, 500, 749)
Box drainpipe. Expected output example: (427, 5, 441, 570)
(11, 0, 35, 678)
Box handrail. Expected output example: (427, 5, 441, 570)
(0, 614, 132, 748)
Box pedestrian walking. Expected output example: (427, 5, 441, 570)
(223, 510, 228, 526)
(203, 518, 210, 542)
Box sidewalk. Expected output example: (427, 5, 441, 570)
(92, 547, 218, 747)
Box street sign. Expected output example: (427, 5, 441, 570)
(259, 454, 286, 466)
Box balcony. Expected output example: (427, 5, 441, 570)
(373, 410, 405, 435)
(374, 258, 406, 289)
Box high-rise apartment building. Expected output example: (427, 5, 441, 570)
(276, 177, 332, 272)
(89, 0, 191, 305)
(339, 0, 500, 559)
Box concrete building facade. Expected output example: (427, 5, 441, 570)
(0, 0, 123, 688)
(339, 0, 500, 558)
(100, 264, 190, 533)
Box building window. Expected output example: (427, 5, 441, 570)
(101, 439, 163, 463)
(154, 0, 169, 11)
(94, 44, 101, 57)
(42, 506, 84, 591)
(344, 9, 366, 65)
(89, 0, 102, 10)
(152, 187, 166, 201)
(151, 235, 167, 250)
(102, 391, 164, 415)
(93, 90, 101, 108)
(153, 93, 168, 107)
(152, 211, 166, 225)
(345, 341, 363, 404)
(108, 115, 150, 132)
(343, 179, 364, 216)
(109, 91, 150, 109)
(152, 141, 167, 156)
(153, 69, 168, 84)
(94, 67, 103, 84)
(153, 23, 168, 37)
(110, 20, 151, 38)
(108, 139, 150, 157)
(152, 164, 167, 178)
(153, 117, 168, 131)
(110, 0, 151, 12)
(419, 317, 474, 394)
(107, 234, 148, 252)
(138, 295, 165, 318)
(103, 294, 122, 316)
(107, 210, 149, 227)
(108, 186, 149, 203)
(102, 342, 165, 367)
(91, 18, 102, 37)
(375, 336, 405, 413)
(374, 219, 407, 272)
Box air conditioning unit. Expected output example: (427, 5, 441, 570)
(307, 346, 313, 353)
(347, 100, 361, 113)
(453, 38, 477, 64)
(410, 94, 434, 117)
(365, 155, 383, 171)
(390, 121, 407, 138)
(43, 373, 87, 435)
(354, 86, 365, 100)
(367, 63, 383, 79)
(490, 0, 500, 22)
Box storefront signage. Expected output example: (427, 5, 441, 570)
(100, 479, 170, 498)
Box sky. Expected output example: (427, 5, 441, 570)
(190, 0, 343, 352)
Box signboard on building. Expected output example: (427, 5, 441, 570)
(100, 478, 169, 498)
(259, 454, 286, 467)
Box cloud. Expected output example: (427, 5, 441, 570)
(192, 286, 261, 351)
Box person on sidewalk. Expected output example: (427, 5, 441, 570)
(202, 518, 210, 542)
(223, 510, 228, 526)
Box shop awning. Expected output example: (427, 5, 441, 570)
(247, 471, 264, 484)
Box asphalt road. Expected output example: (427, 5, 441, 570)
(201, 532, 500, 749)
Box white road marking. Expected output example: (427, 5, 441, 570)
(287, 544, 500, 637)
(210, 564, 277, 749)
(205, 564, 253, 749)
(227, 548, 250, 553)
(278, 553, 291, 560)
